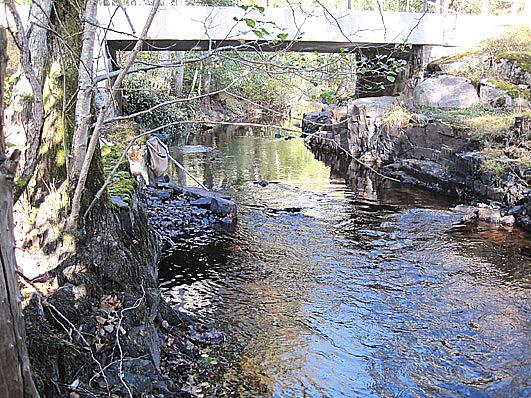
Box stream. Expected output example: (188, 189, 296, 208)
(159, 126, 530, 397)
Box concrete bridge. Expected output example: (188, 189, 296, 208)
(99, 5, 524, 53)
(4, 4, 527, 110)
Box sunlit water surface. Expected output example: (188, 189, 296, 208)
(160, 126, 530, 397)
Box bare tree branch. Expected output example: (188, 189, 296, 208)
(5, 1, 46, 203)
(69, 0, 162, 228)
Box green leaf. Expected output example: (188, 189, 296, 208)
(239, 5, 249, 11)
(255, 5, 265, 13)
(245, 18, 256, 28)
(277, 33, 288, 41)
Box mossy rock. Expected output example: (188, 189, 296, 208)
(496, 51, 531, 74)
(101, 144, 136, 209)
(490, 80, 531, 100)
(426, 50, 484, 78)
(101, 120, 143, 147)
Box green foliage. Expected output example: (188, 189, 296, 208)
(123, 73, 190, 136)
(482, 158, 507, 176)
(490, 80, 531, 100)
(207, 52, 297, 110)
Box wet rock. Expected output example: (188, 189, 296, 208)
(254, 180, 269, 187)
(505, 204, 527, 216)
(454, 205, 479, 222)
(454, 204, 516, 225)
(211, 197, 237, 218)
(413, 75, 479, 108)
(302, 109, 333, 134)
(154, 190, 172, 200)
(190, 197, 212, 208)
(477, 206, 515, 225)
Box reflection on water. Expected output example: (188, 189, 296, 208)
(160, 125, 531, 397)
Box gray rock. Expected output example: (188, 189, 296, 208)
(302, 110, 333, 134)
(413, 75, 479, 108)
(517, 216, 531, 232)
(349, 96, 397, 118)
(477, 207, 515, 225)
(211, 197, 237, 218)
(191, 197, 212, 208)
(154, 190, 172, 200)
(479, 81, 513, 107)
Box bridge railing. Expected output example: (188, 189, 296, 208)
(97, 0, 529, 16)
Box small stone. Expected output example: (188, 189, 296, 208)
(154, 190, 172, 200)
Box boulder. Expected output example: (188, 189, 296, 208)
(349, 96, 397, 117)
(302, 109, 333, 134)
(413, 75, 479, 108)
(479, 81, 514, 107)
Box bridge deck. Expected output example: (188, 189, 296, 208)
(99, 6, 525, 53)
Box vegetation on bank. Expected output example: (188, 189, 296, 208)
(421, 25, 530, 171)
(421, 105, 529, 141)
(427, 26, 531, 82)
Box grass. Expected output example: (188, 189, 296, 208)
(381, 103, 411, 128)
(482, 158, 508, 176)
(421, 105, 531, 142)
(490, 80, 531, 100)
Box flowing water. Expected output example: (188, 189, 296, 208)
(160, 126, 530, 397)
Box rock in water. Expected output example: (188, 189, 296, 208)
(211, 197, 237, 218)
(302, 110, 333, 134)
(413, 75, 479, 108)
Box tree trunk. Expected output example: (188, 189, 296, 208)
(174, 51, 185, 97)
(0, 27, 40, 398)
(70, 0, 98, 181)
(201, 58, 212, 95)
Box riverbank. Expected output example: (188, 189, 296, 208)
(304, 102, 530, 232)
(303, 27, 530, 233)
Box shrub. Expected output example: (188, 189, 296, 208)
(123, 73, 192, 137)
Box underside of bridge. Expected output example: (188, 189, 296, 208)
(106, 39, 413, 54)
